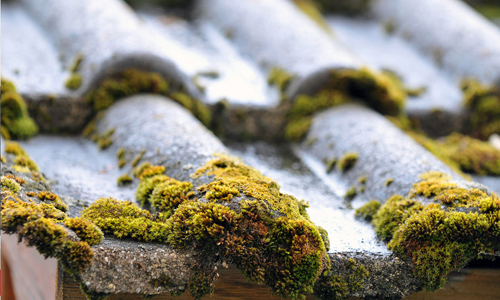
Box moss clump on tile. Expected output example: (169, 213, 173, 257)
(1, 78, 39, 139)
(385, 178, 394, 186)
(344, 186, 357, 199)
(267, 67, 295, 93)
(117, 174, 133, 186)
(371, 172, 500, 291)
(37, 191, 68, 212)
(150, 179, 194, 217)
(338, 152, 358, 171)
(285, 68, 407, 141)
(461, 79, 500, 140)
(83, 154, 329, 300)
(388, 116, 500, 176)
(65, 217, 103, 246)
(1, 176, 22, 193)
(85, 69, 211, 127)
(325, 158, 337, 173)
(65, 74, 82, 90)
(131, 150, 146, 168)
(313, 258, 369, 300)
(1, 194, 94, 275)
(355, 200, 380, 222)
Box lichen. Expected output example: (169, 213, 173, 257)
(338, 152, 358, 171)
(1, 78, 38, 139)
(65, 217, 103, 246)
(85, 69, 211, 127)
(461, 78, 500, 140)
(354, 200, 380, 222)
(371, 171, 500, 291)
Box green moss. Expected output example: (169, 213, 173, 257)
(313, 258, 369, 300)
(1, 79, 38, 139)
(131, 150, 146, 168)
(116, 148, 126, 160)
(338, 152, 358, 171)
(136, 174, 170, 206)
(1, 198, 94, 275)
(267, 67, 295, 93)
(80, 283, 110, 300)
(358, 176, 367, 184)
(383, 20, 396, 34)
(385, 178, 394, 186)
(82, 154, 330, 300)
(37, 191, 68, 212)
(473, 4, 500, 20)
(118, 159, 127, 168)
(96, 128, 115, 150)
(461, 79, 500, 139)
(344, 186, 357, 199)
(371, 172, 500, 291)
(1, 176, 21, 193)
(150, 179, 194, 216)
(69, 54, 84, 73)
(85, 69, 211, 127)
(65, 74, 82, 90)
(117, 174, 133, 186)
(325, 158, 337, 173)
(292, 0, 333, 33)
(13, 155, 39, 172)
(65, 217, 103, 246)
(355, 200, 381, 222)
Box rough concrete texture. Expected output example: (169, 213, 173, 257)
(300, 103, 491, 206)
(195, 0, 363, 98)
(372, 0, 500, 86)
(81, 238, 197, 295)
(95, 95, 227, 184)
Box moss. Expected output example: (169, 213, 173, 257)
(285, 117, 313, 142)
(267, 67, 295, 93)
(137, 165, 166, 180)
(65, 217, 103, 246)
(371, 172, 500, 291)
(83, 154, 330, 300)
(313, 258, 369, 300)
(131, 150, 146, 168)
(13, 155, 39, 172)
(355, 200, 381, 222)
(473, 4, 500, 20)
(1, 79, 38, 139)
(150, 179, 194, 216)
(310, 0, 371, 15)
(116, 148, 125, 160)
(325, 158, 337, 173)
(65, 74, 82, 90)
(69, 54, 84, 73)
(117, 159, 126, 169)
(1, 176, 22, 193)
(96, 128, 115, 150)
(292, 0, 333, 33)
(461, 79, 500, 139)
(406, 86, 427, 97)
(344, 186, 357, 199)
(4, 174, 26, 185)
(37, 191, 68, 212)
(358, 176, 367, 184)
(1, 198, 94, 275)
(135, 174, 170, 206)
(385, 178, 394, 186)
(338, 152, 358, 171)
(117, 174, 133, 186)
(85, 69, 211, 127)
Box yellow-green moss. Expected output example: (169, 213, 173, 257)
(82, 154, 330, 300)
(116, 148, 126, 160)
(37, 191, 68, 212)
(371, 172, 500, 291)
(131, 150, 146, 168)
(150, 179, 194, 216)
(355, 200, 381, 222)
(325, 158, 337, 173)
(385, 178, 394, 186)
(1, 197, 93, 275)
(117, 174, 133, 186)
(13, 154, 39, 172)
(65, 74, 82, 90)
(338, 152, 358, 171)
(461, 79, 500, 139)
(344, 186, 357, 199)
(313, 258, 369, 300)
(85, 69, 211, 127)
(1, 176, 21, 193)
(1, 78, 38, 139)
(267, 67, 295, 93)
(358, 176, 367, 184)
(292, 0, 333, 33)
(69, 54, 84, 73)
(118, 159, 127, 168)
(64, 217, 103, 246)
